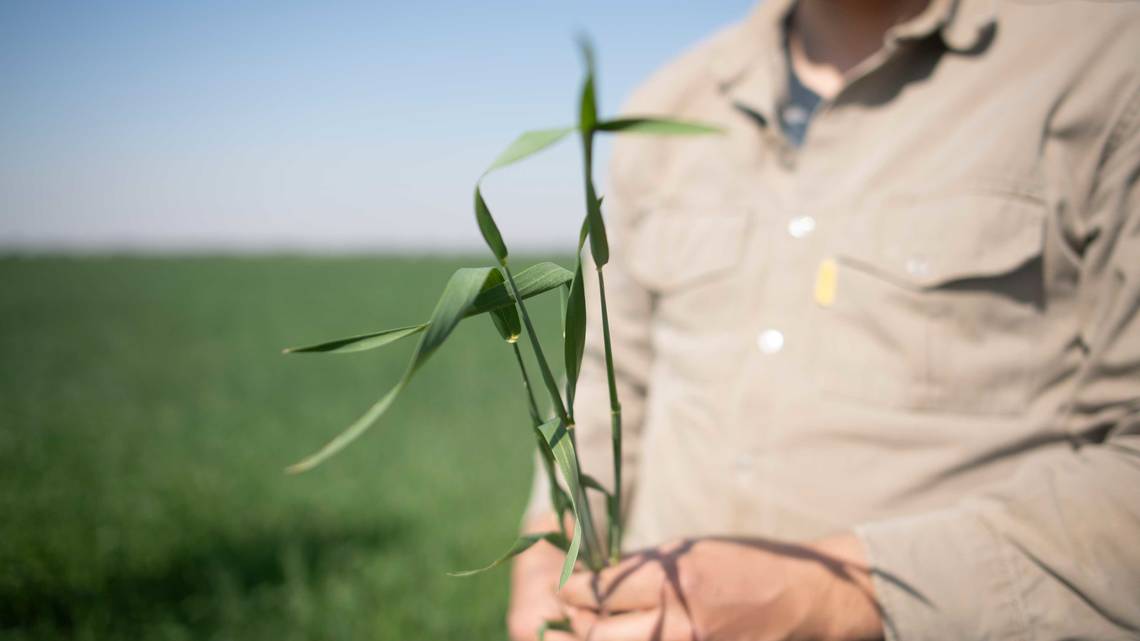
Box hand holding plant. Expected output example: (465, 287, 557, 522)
(554, 534, 882, 641)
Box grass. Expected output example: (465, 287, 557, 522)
(0, 254, 571, 641)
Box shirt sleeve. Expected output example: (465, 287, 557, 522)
(855, 92, 1140, 640)
(521, 146, 654, 543)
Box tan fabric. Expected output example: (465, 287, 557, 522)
(525, 0, 1140, 638)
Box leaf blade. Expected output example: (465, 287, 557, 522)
(484, 127, 575, 174)
(483, 269, 521, 342)
(282, 323, 428, 355)
(596, 117, 723, 135)
(563, 262, 587, 413)
(474, 186, 508, 264)
(579, 473, 611, 498)
(287, 262, 570, 361)
(576, 35, 598, 133)
(285, 383, 403, 473)
(410, 267, 498, 375)
(539, 417, 589, 586)
(489, 301, 522, 343)
(468, 261, 572, 316)
(287, 267, 501, 473)
(560, 519, 582, 588)
(532, 424, 572, 520)
(447, 531, 569, 577)
(585, 186, 609, 267)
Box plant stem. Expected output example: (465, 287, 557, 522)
(579, 123, 624, 564)
(502, 265, 568, 424)
(501, 264, 604, 570)
(596, 270, 623, 564)
(512, 342, 568, 541)
(512, 341, 543, 426)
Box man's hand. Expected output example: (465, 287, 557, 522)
(556, 533, 883, 641)
(508, 512, 576, 641)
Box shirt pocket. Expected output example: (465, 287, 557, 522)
(626, 206, 752, 293)
(626, 204, 755, 387)
(814, 191, 1048, 415)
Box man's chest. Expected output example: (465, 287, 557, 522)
(619, 40, 1090, 420)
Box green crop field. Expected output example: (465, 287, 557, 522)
(0, 255, 570, 641)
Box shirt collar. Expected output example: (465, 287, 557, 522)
(710, 0, 793, 89)
(710, 0, 795, 125)
(893, 0, 997, 52)
(713, 0, 997, 120)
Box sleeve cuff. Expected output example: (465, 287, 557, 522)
(854, 508, 1028, 641)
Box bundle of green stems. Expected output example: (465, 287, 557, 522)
(281, 38, 718, 590)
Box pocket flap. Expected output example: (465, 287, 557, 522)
(627, 208, 751, 291)
(835, 192, 1045, 289)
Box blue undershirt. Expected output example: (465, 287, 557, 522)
(780, 49, 822, 147)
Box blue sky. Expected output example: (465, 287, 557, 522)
(0, 1, 754, 252)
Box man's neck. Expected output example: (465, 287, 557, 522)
(789, 0, 932, 99)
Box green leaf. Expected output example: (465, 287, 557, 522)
(579, 77, 598, 133)
(563, 263, 586, 412)
(486, 269, 521, 342)
(490, 304, 521, 343)
(477, 124, 573, 269)
(408, 269, 497, 373)
(561, 520, 582, 588)
(582, 471, 618, 534)
(447, 531, 569, 577)
(475, 186, 508, 264)
(538, 417, 587, 586)
(575, 34, 607, 268)
(576, 33, 597, 77)
(286, 384, 403, 475)
(585, 184, 609, 267)
(281, 262, 568, 361)
(469, 261, 572, 316)
(282, 323, 427, 355)
(484, 127, 575, 174)
(579, 473, 611, 498)
(576, 35, 598, 132)
(596, 117, 723, 135)
(532, 424, 572, 519)
(559, 280, 569, 342)
(287, 267, 502, 473)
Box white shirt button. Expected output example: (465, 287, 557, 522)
(905, 257, 930, 278)
(734, 454, 754, 482)
(734, 454, 752, 472)
(783, 105, 810, 126)
(787, 215, 816, 239)
(757, 329, 785, 354)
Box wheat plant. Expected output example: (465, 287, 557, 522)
(282, 38, 719, 594)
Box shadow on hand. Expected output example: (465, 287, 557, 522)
(587, 536, 927, 641)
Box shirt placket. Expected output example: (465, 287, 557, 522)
(723, 25, 935, 536)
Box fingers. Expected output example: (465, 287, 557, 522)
(508, 610, 565, 641)
(580, 609, 660, 641)
(568, 603, 693, 641)
(509, 539, 581, 641)
(560, 553, 666, 612)
(565, 605, 598, 638)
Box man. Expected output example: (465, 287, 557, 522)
(510, 0, 1140, 639)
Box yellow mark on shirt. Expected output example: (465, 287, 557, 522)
(814, 258, 838, 307)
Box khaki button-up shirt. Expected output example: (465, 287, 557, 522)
(526, 0, 1140, 638)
